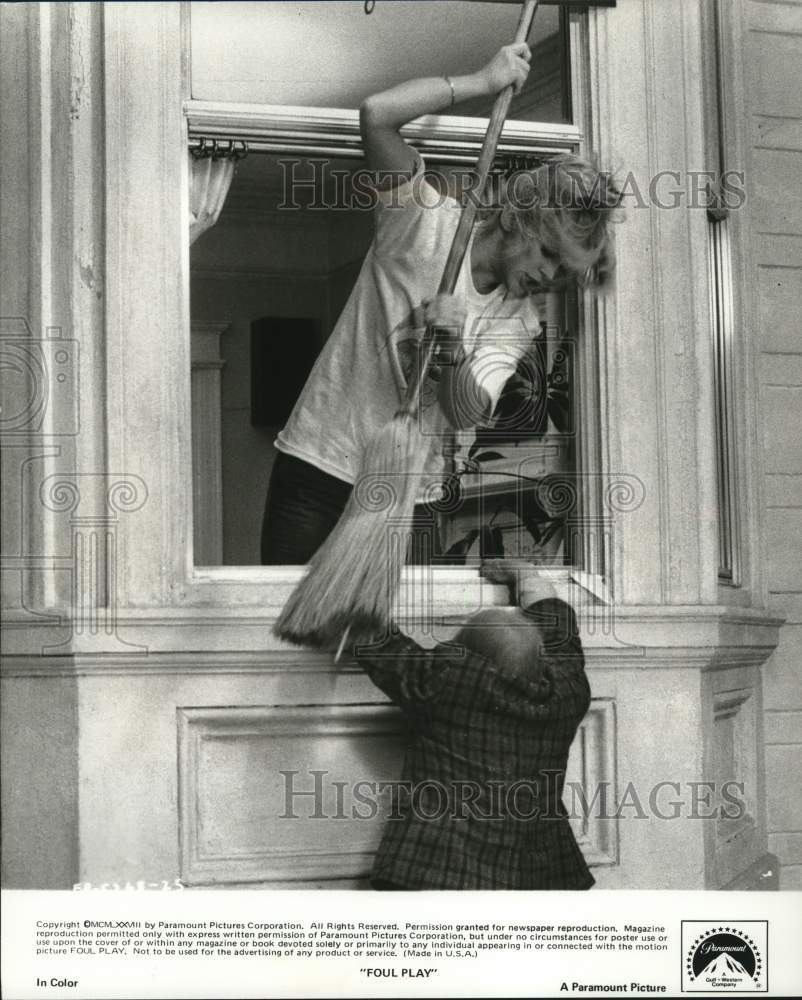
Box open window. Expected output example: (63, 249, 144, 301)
(186, 0, 603, 580)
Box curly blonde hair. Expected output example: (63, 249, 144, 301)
(491, 153, 623, 289)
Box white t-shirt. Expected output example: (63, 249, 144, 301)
(276, 168, 540, 489)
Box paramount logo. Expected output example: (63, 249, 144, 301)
(681, 921, 768, 993)
(700, 953, 751, 983)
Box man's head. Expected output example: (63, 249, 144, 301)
(455, 607, 544, 678)
(490, 154, 623, 295)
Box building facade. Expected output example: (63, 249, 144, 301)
(1, 0, 800, 890)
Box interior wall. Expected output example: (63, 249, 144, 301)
(190, 187, 373, 564)
(745, 0, 802, 889)
(191, 215, 327, 565)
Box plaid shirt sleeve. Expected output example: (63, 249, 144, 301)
(354, 633, 453, 708)
(523, 598, 584, 663)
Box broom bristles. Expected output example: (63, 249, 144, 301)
(274, 414, 425, 648)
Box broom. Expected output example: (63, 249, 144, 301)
(274, 0, 541, 650)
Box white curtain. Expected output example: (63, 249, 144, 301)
(189, 153, 236, 246)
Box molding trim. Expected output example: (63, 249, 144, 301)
(190, 321, 227, 564)
(569, 698, 618, 867)
(190, 321, 228, 365)
(711, 683, 760, 885)
(177, 703, 405, 884)
(0, 603, 783, 675)
(185, 101, 582, 160)
(1, 650, 352, 677)
(176, 699, 616, 886)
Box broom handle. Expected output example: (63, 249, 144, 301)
(399, 0, 540, 418)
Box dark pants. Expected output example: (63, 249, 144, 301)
(261, 452, 442, 565)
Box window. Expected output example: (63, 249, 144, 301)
(186, 1, 601, 576)
(190, 153, 375, 564)
(190, 1, 571, 123)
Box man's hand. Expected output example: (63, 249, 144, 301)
(477, 42, 532, 96)
(481, 558, 558, 606)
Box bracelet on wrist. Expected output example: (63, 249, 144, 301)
(443, 75, 456, 107)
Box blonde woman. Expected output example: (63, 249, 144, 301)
(262, 43, 620, 564)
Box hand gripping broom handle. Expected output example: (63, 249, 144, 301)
(398, 0, 540, 419)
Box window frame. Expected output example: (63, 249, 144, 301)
(182, 6, 606, 590)
(100, 0, 764, 617)
(700, 0, 742, 588)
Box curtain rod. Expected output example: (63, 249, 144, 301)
(188, 137, 563, 164)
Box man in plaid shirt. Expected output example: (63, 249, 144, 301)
(356, 562, 593, 891)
